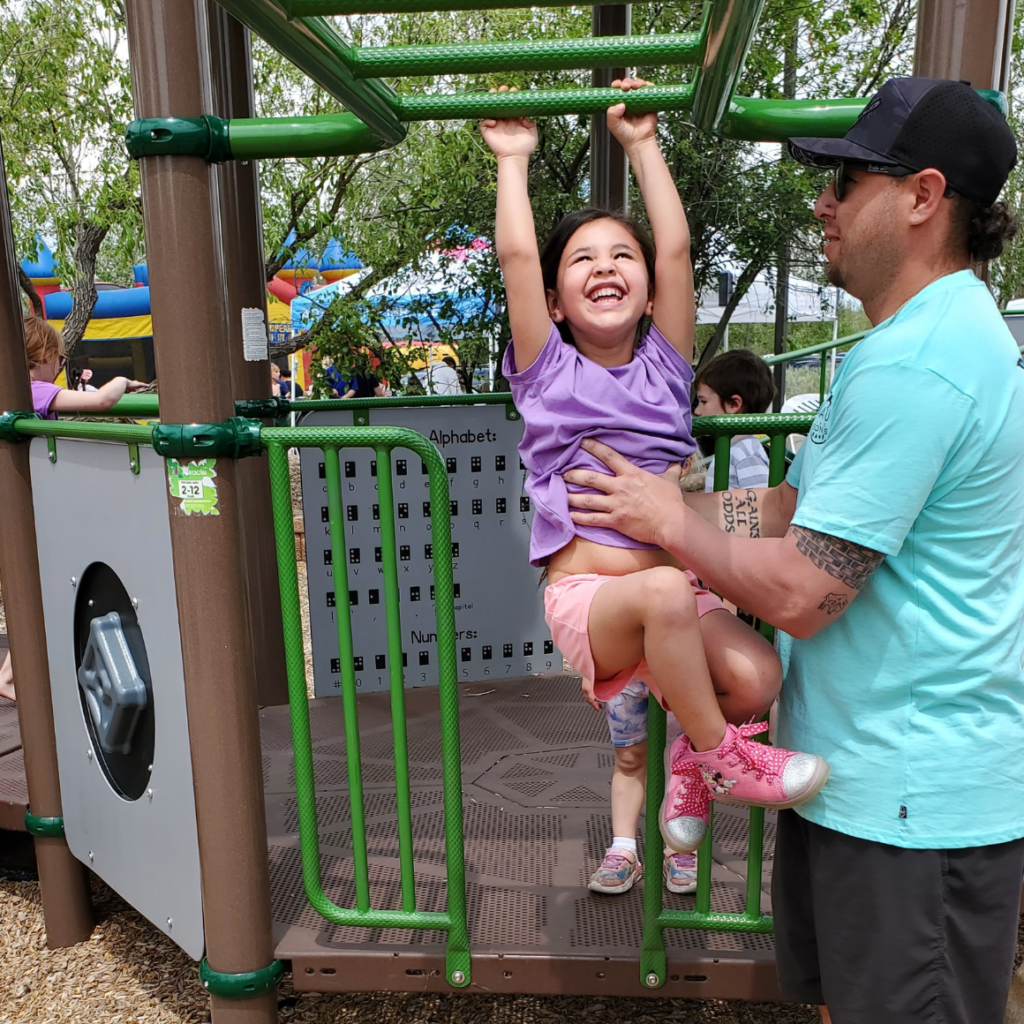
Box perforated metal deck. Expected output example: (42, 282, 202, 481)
(264, 674, 782, 1000)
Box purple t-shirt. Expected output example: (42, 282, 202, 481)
(504, 322, 696, 566)
(31, 381, 61, 420)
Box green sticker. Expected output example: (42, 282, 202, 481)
(167, 459, 220, 516)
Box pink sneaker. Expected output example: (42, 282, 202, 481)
(659, 736, 712, 854)
(674, 721, 830, 809)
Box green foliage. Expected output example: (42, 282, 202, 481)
(0, 0, 142, 289)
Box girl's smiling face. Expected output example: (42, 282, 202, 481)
(547, 218, 653, 350)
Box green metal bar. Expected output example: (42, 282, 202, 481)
(324, 446, 373, 912)
(263, 425, 470, 981)
(694, 803, 714, 915)
(819, 350, 828, 402)
(721, 95, 867, 142)
(350, 32, 703, 78)
(690, 0, 766, 134)
(374, 445, 417, 914)
(7, 418, 154, 443)
(745, 806, 765, 917)
(298, 394, 515, 412)
(210, 0, 406, 146)
(712, 435, 731, 492)
(639, 699, 668, 988)
(762, 330, 867, 365)
(282, 0, 650, 15)
(394, 83, 693, 121)
(691, 412, 814, 439)
(660, 908, 774, 933)
(230, 113, 390, 159)
(768, 433, 787, 486)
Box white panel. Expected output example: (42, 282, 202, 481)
(31, 438, 204, 960)
(300, 405, 556, 697)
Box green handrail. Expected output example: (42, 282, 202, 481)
(761, 331, 866, 366)
(280, 0, 651, 14)
(263, 424, 471, 988)
(639, 418, 805, 988)
(350, 32, 705, 78)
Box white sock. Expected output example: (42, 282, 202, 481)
(609, 836, 637, 855)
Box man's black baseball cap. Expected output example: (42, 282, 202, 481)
(788, 77, 1017, 206)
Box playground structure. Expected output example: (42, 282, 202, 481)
(0, 0, 1017, 1023)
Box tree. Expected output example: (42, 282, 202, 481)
(0, 0, 142, 356)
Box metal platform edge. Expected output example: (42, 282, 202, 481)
(282, 948, 785, 1000)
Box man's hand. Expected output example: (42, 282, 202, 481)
(564, 438, 684, 546)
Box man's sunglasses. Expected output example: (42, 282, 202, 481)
(832, 160, 955, 202)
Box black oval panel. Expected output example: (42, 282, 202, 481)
(73, 562, 155, 801)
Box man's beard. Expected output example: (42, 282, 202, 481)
(824, 260, 845, 289)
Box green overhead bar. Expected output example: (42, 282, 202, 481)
(349, 31, 705, 79)
(123, 0, 1007, 165)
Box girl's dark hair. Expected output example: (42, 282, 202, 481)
(950, 197, 1020, 262)
(695, 349, 775, 415)
(539, 208, 657, 346)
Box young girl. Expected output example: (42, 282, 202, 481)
(481, 82, 829, 860)
(0, 318, 146, 702)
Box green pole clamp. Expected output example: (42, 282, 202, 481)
(199, 958, 285, 999)
(125, 115, 232, 163)
(234, 397, 292, 419)
(25, 811, 65, 838)
(152, 418, 263, 459)
(0, 411, 42, 442)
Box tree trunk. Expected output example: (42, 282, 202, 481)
(695, 260, 762, 372)
(61, 223, 110, 360)
(18, 267, 43, 316)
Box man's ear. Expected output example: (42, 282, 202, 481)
(907, 168, 949, 227)
(725, 394, 744, 415)
(546, 289, 564, 322)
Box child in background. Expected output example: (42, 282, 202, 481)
(0, 318, 146, 702)
(26, 317, 145, 419)
(694, 350, 774, 492)
(482, 80, 829, 862)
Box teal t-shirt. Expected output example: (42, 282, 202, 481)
(777, 270, 1024, 849)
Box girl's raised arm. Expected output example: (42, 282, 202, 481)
(51, 376, 144, 413)
(607, 80, 695, 363)
(481, 105, 550, 371)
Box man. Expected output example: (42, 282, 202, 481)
(564, 78, 1024, 1024)
(426, 354, 463, 396)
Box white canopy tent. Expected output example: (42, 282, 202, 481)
(697, 271, 839, 325)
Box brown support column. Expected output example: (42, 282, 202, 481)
(208, 4, 288, 707)
(590, 4, 631, 213)
(0, 139, 94, 947)
(124, 0, 278, 1019)
(914, 0, 1015, 90)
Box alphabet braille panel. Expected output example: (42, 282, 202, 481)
(300, 406, 557, 695)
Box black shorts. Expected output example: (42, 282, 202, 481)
(772, 810, 1024, 1024)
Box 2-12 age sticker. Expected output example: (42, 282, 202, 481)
(167, 459, 219, 516)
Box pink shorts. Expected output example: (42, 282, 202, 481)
(544, 571, 724, 703)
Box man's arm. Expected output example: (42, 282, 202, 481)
(683, 481, 798, 539)
(564, 439, 882, 638)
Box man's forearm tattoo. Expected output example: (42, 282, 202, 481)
(788, 525, 884, 591)
(818, 593, 849, 615)
(721, 489, 760, 538)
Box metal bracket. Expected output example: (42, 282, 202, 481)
(199, 958, 285, 999)
(46, 436, 57, 463)
(152, 418, 263, 460)
(353, 409, 370, 426)
(128, 442, 140, 474)
(24, 811, 65, 838)
(0, 411, 42, 442)
(504, 403, 520, 421)
(124, 115, 232, 162)
(234, 397, 291, 419)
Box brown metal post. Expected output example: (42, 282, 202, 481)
(124, 0, 278, 1019)
(0, 140, 94, 946)
(914, 0, 1015, 89)
(209, 4, 288, 708)
(590, 4, 631, 213)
